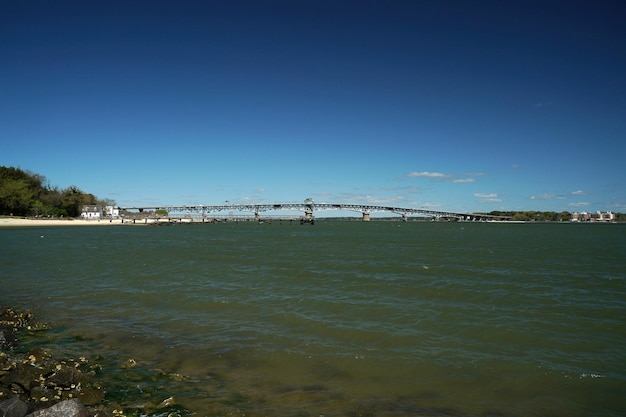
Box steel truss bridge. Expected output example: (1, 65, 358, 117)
(119, 201, 510, 222)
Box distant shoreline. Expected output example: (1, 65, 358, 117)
(1, 216, 620, 227)
(0, 217, 129, 227)
(0, 216, 221, 227)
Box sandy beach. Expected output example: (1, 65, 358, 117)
(0, 217, 130, 227)
(0, 217, 207, 227)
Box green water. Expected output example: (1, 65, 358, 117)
(2, 221, 625, 416)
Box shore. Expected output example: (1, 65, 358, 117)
(0, 217, 128, 227)
(0, 216, 295, 227)
(1, 307, 184, 417)
(0, 217, 210, 227)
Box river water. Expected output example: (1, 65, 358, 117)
(2, 221, 625, 416)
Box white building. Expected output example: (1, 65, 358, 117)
(105, 205, 120, 218)
(571, 211, 615, 222)
(81, 205, 102, 219)
(595, 211, 615, 222)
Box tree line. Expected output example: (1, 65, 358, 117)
(2, 165, 623, 221)
(0, 166, 115, 218)
(486, 210, 626, 222)
(487, 210, 572, 222)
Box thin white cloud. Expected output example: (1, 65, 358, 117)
(568, 202, 591, 207)
(420, 202, 443, 208)
(474, 193, 501, 203)
(406, 171, 481, 184)
(367, 196, 408, 205)
(608, 201, 626, 211)
(530, 194, 566, 200)
(571, 190, 589, 195)
(237, 196, 257, 202)
(376, 185, 422, 193)
(511, 164, 521, 169)
(314, 192, 409, 206)
(406, 171, 450, 178)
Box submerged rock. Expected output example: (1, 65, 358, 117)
(1, 308, 185, 417)
(0, 308, 105, 415)
(0, 330, 14, 351)
(0, 308, 48, 351)
(0, 349, 105, 409)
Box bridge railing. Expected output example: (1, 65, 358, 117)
(118, 202, 511, 221)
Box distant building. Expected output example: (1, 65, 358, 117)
(105, 205, 120, 218)
(571, 211, 614, 222)
(81, 205, 102, 219)
(595, 211, 615, 222)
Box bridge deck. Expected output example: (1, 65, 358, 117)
(119, 202, 510, 221)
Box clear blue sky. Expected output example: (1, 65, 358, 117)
(2, 0, 625, 214)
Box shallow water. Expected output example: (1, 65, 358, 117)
(2, 221, 625, 416)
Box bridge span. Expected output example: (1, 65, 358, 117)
(119, 200, 510, 222)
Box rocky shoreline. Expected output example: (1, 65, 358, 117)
(0, 308, 107, 417)
(0, 308, 182, 417)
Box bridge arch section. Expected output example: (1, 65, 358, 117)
(117, 202, 512, 222)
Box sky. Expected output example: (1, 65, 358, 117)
(2, 0, 625, 215)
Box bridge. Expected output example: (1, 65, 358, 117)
(119, 200, 511, 222)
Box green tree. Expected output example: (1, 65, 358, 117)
(558, 211, 571, 221)
(0, 178, 36, 215)
(512, 212, 529, 221)
(1, 166, 117, 217)
(61, 186, 95, 217)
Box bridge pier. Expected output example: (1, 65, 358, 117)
(118, 202, 512, 222)
(301, 208, 314, 224)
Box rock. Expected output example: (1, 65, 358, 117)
(0, 351, 9, 369)
(29, 386, 64, 404)
(76, 385, 105, 406)
(0, 309, 33, 329)
(24, 350, 50, 364)
(0, 308, 34, 352)
(0, 395, 28, 417)
(46, 365, 88, 389)
(0, 310, 119, 416)
(0, 329, 16, 351)
(25, 399, 88, 417)
(0, 348, 106, 410)
(0, 360, 43, 394)
(0, 330, 9, 350)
